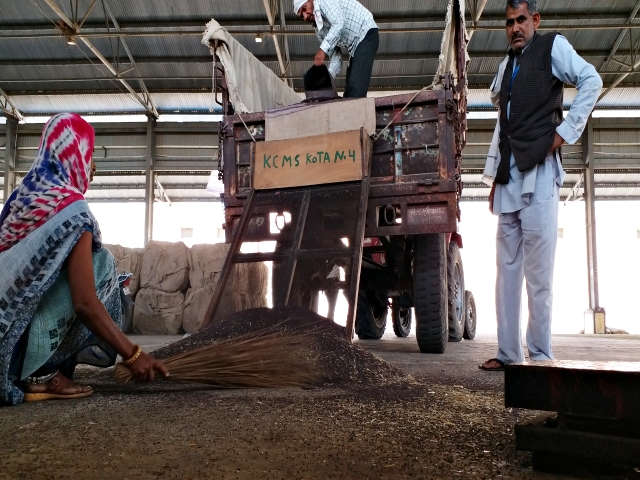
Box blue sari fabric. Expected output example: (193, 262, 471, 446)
(0, 201, 122, 405)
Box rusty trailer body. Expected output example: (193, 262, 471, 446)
(213, 1, 472, 353)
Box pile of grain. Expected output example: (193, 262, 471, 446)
(152, 306, 413, 388)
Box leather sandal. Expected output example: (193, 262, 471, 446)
(478, 358, 505, 372)
(23, 372, 93, 402)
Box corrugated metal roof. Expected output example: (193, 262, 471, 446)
(3, 0, 640, 115)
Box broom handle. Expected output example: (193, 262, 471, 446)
(200, 189, 256, 330)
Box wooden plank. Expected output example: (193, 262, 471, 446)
(199, 190, 255, 331)
(345, 176, 370, 341)
(253, 128, 370, 190)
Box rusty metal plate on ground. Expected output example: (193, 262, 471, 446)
(505, 360, 640, 421)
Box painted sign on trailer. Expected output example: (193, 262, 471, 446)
(253, 128, 370, 190)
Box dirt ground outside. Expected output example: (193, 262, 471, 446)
(2, 332, 639, 480)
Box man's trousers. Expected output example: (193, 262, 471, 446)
(344, 28, 379, 98)
(495, 187, 559, 364)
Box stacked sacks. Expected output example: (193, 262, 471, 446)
(183, 243, 269, 334)
(134, 241, 190, 335)
(103, 244, 144, 298)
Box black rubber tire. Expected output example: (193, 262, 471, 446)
(447, 242, 465, 342)
(392, 306, 412, 337)
(355, 291, 387, 339)
(463, 290, 477, 340)
(412, 233, 448, 353)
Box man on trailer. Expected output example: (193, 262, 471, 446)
(294, 0, 378, 98)
(480, 0, 602, 371)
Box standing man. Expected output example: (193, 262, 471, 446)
(294, 0, 378, 98)
(480, 0, 602, 371)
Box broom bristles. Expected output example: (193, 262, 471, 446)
(115, 327, 324, 388)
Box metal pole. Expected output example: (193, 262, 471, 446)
(583, 116, 605, 333)
(143, 116, 156, 246)
(261, 0, 289, 83)
(3, 116, 18, 201)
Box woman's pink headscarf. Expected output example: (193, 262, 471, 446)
(0, 113, 95, 252)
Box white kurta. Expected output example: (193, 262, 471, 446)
(483, 35, 602, 364)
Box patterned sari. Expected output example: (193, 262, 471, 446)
(0, 114, 121, 405)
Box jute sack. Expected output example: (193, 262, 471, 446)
(182, 286, 268, 334)
(140, 241, 190, 293)
(133, 288, 184, 335)
(103, 244, 144, 297)
(189, 243, 269, 295)
(225, 261, 269, 293)
(188, 243, 228, 289)
(247, 261, 269, 298)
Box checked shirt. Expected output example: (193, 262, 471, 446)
(315, 0, 377, 78)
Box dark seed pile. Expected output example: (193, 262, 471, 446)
(151, 306, 414, 388)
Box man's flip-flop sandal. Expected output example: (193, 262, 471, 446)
(23, 372, 93, 402)
(478, 358, 505, 372)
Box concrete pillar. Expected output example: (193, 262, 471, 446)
(582, 116, 605, 334)
(3, 116, 18, 201)
(143, 116, 156, 246)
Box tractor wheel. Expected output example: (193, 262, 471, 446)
(392, 305, 412, 337)
(463, 290, 477, 340)
(447, 242, 465, 342)
(412, 234, 448, 353)
(355, 291, 387, 339)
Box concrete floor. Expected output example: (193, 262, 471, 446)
(138, 331, 640, 389)
(137, 331, 640, 361)
(2, 330, 639, 479)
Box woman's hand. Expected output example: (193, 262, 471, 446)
(67, 232, 169, 383)
(127, 352, 169, 383)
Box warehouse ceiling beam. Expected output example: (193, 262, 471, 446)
(7, 19, 640, 40)
(5, 12, 640, 32)
(100, 0, 159, 119)
(43, 0, 159, 118)
(0, 87, 23, 121)
(564, 173, 585, 205)
(467, 0, 488, 42)
(600, 0, 640, 73)
(279, 0, 293, 88)
(154, 176, 172, 205)
(261, 0, 290, 86)
(598, 1, 640, 101)
(4, 49, 640, 68)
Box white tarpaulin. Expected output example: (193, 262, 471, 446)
(433, 0, 469, 89)
(202, 19, 301, 113)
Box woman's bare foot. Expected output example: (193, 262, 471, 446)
(23, 371, 93, 401)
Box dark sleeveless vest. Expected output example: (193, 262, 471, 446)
(496, 32, 563, 185)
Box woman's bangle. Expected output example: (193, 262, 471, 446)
(121, 345, 142, 366)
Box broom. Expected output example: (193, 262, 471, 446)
(114, 328, 324, 388)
